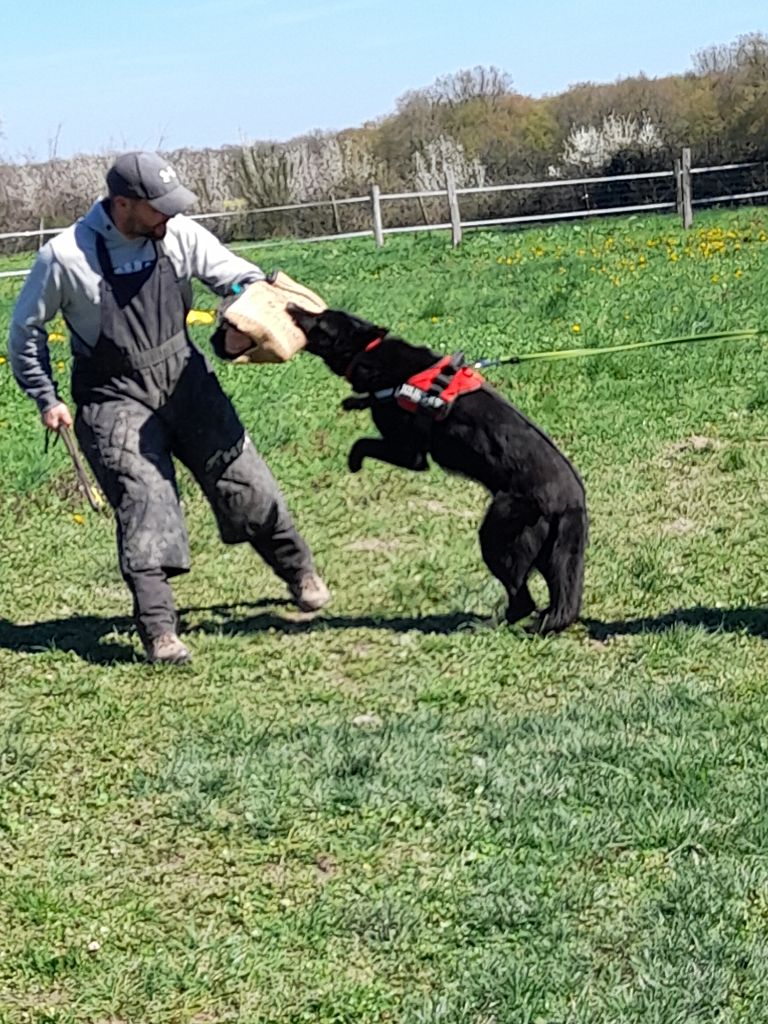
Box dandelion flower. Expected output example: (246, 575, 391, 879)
(187, 310, 215, 326)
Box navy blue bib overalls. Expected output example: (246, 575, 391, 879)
(72, 231, 314, 642)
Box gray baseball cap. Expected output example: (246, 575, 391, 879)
(106, 151, 198, 216)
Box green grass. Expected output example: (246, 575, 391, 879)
(3, 209, 768, 1022)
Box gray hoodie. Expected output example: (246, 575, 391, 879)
(9, 200, 265, 413)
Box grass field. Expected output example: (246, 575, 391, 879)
(2, 208, 768, 1023)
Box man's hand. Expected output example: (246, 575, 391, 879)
(42, 402, 73, 431)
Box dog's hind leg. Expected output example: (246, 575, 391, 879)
(479, 494, 549, 626)
(534, 507, 588, 634)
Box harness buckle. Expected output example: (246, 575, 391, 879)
(394, 382, 450, 419)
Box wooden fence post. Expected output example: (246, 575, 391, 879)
(329, 192, 341, 235)
(674, 157, 682, 217)
(680, 148, 693, 229)
(445, 168, 462, 247)
(370, 184, 384, 247)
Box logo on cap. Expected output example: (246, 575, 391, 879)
(159, 166, 177, 184)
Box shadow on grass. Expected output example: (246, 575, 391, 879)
(584, 605, 768, 641)
(185, 605, 485, 637)
(6, 603, 763, 667)
(0, 615, 137, 665)
(0, 601, 485, 665)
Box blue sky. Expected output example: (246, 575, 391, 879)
(2, 0, 766, 162)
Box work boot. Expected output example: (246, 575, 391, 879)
(289, 572, 331, 612)
(144, 632, 191, 665)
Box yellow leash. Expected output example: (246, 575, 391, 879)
(473, 329, 764, 369)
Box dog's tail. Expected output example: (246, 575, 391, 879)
(539, 507, 588, 634)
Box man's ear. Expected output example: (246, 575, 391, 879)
(286, 303, 318, 333)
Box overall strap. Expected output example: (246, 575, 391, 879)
(126, 329, 189, 369)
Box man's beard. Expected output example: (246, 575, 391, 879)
(143, 222, 167, 240)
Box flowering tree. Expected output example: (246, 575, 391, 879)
(555, 113, 664, 173)
(413, 135, 486, 190)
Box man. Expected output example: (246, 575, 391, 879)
(9, 151, 330, 665)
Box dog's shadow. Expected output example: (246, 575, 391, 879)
(584, 605, 768, 642)
(1, 603, 766, 667)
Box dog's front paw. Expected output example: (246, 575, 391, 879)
(348, 442, 365, 473)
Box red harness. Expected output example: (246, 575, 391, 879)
(345, 340, 485, 420)
(395, 356, 484, 416)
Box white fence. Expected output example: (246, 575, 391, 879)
(1, 151, 766, 280)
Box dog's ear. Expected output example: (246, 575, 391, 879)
(358, 321, 388, 344)
(338, 315, 388, 345)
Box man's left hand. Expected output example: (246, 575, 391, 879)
(42, 402, 73, 431)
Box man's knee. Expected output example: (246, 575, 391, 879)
(204, 442, 290, 540)
(214, 482, 286, 543)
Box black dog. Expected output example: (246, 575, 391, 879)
(289, 305, 588, 634)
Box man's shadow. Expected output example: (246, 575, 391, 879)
(2, 603, 766, 667)
(0, 613, 138, 665)
(0, 600, 484, 666)
(182, 601, 484, 639)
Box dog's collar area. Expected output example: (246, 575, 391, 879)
(344, 336, 384, 381)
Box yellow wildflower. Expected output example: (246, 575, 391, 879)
(571, 324, 581, 334)
(72, 514, 85, 525)
(186, 310, 215, 326)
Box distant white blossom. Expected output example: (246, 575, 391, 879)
(552, 113, 664, 175)
(413, 135, 486, 190)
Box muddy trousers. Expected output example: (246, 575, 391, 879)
(74, 349, 316, 642)
(124, 530, 310, 641)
